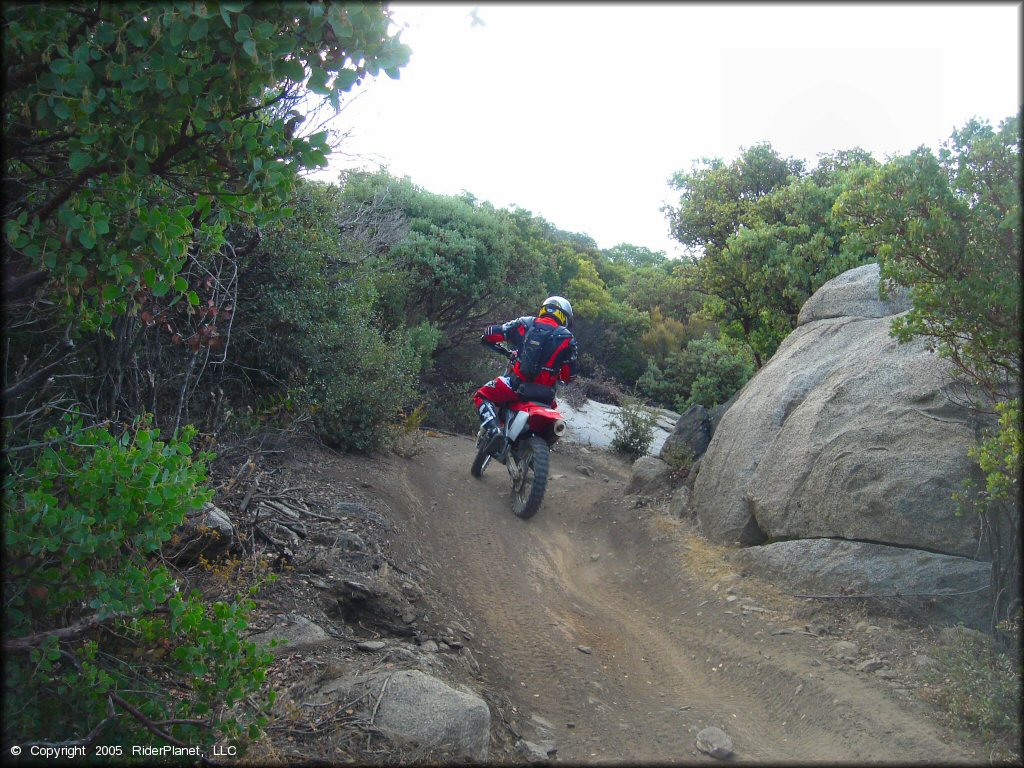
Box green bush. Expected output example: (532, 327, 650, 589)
(232, 181, 418, 452)
(607, 395, 659, 460)
(638, 333, 754, 412)
(297, 316, 417, 452)
(924, 627, 1022, 755)
(3, 415, 272, 748)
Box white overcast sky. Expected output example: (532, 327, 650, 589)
(309, 2, 1021, 258)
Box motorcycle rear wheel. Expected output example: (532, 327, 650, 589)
(511, 436, 549, 519)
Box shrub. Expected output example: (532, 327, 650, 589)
(295, 316, 417, 453)
(922, 626, 1022, 757)
(232, 182, 418, 453)
(2, 415, 272, 749)
(607, 395, 659, 460)
(638, 333, 754, 412)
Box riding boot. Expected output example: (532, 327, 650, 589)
(477, 401, 502, 455)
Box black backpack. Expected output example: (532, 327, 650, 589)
(517, 321, 572, 381)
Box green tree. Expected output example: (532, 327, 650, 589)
(665, 142, 804, 254)
(338, 170, 545, 352)
(3, 1, 409, 344)
(835, 117, 1020, 402)
(835, 112, 1022, 633)
(3, 416, 274, 749)
(2, 0, 410, 749)
(666, 143, 876, 366)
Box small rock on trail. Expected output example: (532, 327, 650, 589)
(696, 726, 734, 759)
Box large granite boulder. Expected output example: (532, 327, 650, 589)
(735, 539, 991, 629)
(691, 263, 986, 556)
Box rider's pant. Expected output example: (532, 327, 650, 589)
(473, 375, 519, 410)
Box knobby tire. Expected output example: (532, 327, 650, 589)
(512, 435, 549, 520)
(470, 431, 491, 478)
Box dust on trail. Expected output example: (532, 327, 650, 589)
(375, 434, 972, 763)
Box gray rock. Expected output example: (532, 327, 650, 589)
(660, 404, 712, 464)
(516, 739, 557, 762)
(357, 640, 387, 652)
(625, 455, 672, 495)
(251, 614, 331, 653)
(669, 485, 692, 518)
(576, 645, 592, 655)
(695, 726, 734, 759)
(912, 654, 939, 670)
(359, 670, 490, 760)
(707, 392, 738, 439)
(168, 502, 235, 564)
(829, 640, 860, 659)
(736, 539, 990, 629)
(692, 263, 987, 555)
(331, 530, 367, 552)
(798, 262, 912, 324)
(856, 658, 885, 673)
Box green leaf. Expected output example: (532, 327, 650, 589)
(174, 276, 188, 293)
(152, 282, 170, 298)
(69, 151, 91, 172)
(171, 22, 187, 47)
(188, 18, 209, 42)
(187, 290, 200, 306)
(242, 38, 256, 58)
(279, 58, 304, 82)
(307, 66, 329, 95)
(335, 69, 358, 91)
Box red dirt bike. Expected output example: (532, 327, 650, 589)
(470, 343, 567, 519)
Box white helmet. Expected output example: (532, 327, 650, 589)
(539, 296, 573, 329)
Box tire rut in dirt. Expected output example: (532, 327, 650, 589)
(540, 506, 973, 763)
(394, 436, 971, 763)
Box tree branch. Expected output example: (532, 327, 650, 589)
(29, 161, 120, 224)
(1, 348, 74, 403)
(2, 268, 49, 301)
(3, 607, 169, 653)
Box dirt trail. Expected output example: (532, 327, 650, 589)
(372, 434, 972, 763)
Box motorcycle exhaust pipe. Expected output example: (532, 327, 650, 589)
(552, 419, 566, 436)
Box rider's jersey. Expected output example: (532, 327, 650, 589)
(481, 315, 578, 387)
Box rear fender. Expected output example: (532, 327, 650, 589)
(507, 403, 566, 443)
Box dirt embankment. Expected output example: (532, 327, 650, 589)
(248, 433, 987, 763)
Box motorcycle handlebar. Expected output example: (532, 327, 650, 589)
(486, 342, 516, 361)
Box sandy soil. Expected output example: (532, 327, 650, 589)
(343, 432, 979, 764)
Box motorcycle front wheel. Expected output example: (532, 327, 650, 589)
(470, 429, 492, 478)
(511, 436, 550, 520)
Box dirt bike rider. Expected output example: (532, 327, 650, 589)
(473, 296, 578, 454)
